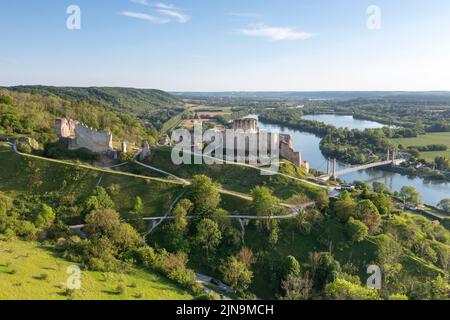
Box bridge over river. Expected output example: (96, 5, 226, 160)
(320, 149, 405, 180)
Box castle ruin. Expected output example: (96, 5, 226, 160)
(55, 118, 114, 154)
(209, 118, 309, 172)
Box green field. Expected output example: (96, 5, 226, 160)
(146, 148, 322, 204)
(0, 240, 192, 300)
(391, 132, 450, 161)
(0, 146, 182, 222)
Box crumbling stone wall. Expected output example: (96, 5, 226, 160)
(56, 118, 114, 154)
(233, 118, 257, 132)
(55, 118, 78, 138)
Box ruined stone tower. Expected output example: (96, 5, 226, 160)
(55, 118, 114, 154)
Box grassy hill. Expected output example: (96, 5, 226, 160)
(0, 240, 192, 300)
(145, 147, 324, 205)
(0, 144, 183, 224)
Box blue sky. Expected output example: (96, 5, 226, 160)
(1, 0, 450, 91)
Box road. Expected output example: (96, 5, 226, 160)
(195, 273, 233, 300)
(139, 201, 315, 221)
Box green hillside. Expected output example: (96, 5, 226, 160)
(0, 144, 183, 224)
(6, 86, 181, 115)
(0, 86, 183, 146)
(0, 240, 192, 300)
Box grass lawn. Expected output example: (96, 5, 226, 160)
(147, 148, 321, 204)
(0, 149, 182, 221)
(391, 132, 450, 161)
(0, 240, 193, 300)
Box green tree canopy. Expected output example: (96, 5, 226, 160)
(437, 199, 450, 214)
(188, 175, 221, 214)
(222, 256, 253, 294)
(195, 218, 222, 259)
(346, 217, 369, 243)
(250, 186, 280, 217)
(355, 199, 382, 235)
(399, 186, 422, 206)
(373, 182, 390, 194)
(325, 278, 382, 300)
(84, 187, 115, 214)
(85, 208, 121, 239)
(35, 204, 56, 228)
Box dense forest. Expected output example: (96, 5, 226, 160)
(0, 87, 183, 148)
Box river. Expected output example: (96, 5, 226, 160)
(246, 114, 450, 206)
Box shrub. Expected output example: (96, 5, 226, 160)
(16, 141, 32, 154)
(116, 284, 126, 295)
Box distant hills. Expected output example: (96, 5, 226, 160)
(5, 86, 181, 115)
(173, 91, 450, 102)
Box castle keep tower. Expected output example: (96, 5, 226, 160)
(233, 118, 257, 132)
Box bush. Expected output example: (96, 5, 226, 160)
(16, 141, 32, 154)
(13, 220, 37, 240)
(115, 284, 126, 295)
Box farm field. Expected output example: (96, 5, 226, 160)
(391, 132, 450, 161)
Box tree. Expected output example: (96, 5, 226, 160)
(325, 278, 381, 300)
(0, 193, 11, 233)
(222, 256, 253, 294)
(346, 217, 368, 243)
(110, 223, 143, 251)
(173, 199, 192, 233)
(251, 186, 280, 216)
(309, 252, 341, 290)
(188, 175, 221, 214)
(195, 219, 222, 259)
(84, 187, 115, 214)
(268, 219, 280, 246)
(410, 276, 449, 300)
(236, 247, 255, 268)
(368, 192, 392, 216)
(85, 209, 121, 239)
(434, 156, 449, 171)
(333, 191, 356, 222)
(250, 186, 280, 230)
(355, 200, 382, 235)
(128, 196, 145, 232)
(437, 199, 450, 214)
(129, 196, 143, 218)
(399, 186, 421, 206)
(373, 182, 390, 194)
(35, 204, 56, 228)
(283, 255, 301, 278)
(280, 273, 313, 300)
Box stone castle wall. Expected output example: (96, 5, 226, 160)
(233, 118, 257, 132)
(207, 119, 309, 172)
(56, 118, 78, 138)
(56, 118, 114, 154)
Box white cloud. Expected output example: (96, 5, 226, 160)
(130, 0, 150, 6)
(155, 3, 191, 23)
(119, 11, 170, 24)
(238, 24, 314, 41)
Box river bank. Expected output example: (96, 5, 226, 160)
(248, 114, 450, 206)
